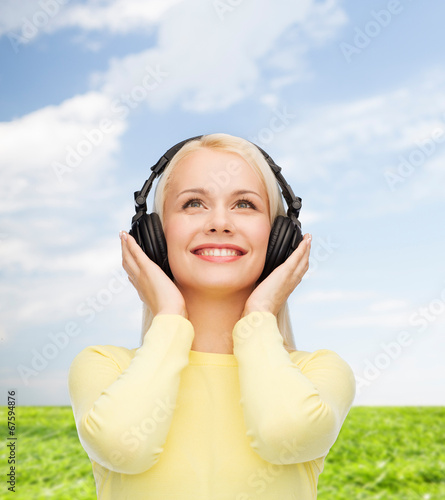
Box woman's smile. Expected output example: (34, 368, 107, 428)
(190, 243, 247, 261)
(192, 249, 246, 262)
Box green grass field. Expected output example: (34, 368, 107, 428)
(1, 406, 444, 499)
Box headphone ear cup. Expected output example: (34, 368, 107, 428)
(129, 213, 174, 281)
(257, 216, 303, 284)
(139, 214, 156, 260)
(149, 213, 174, 280)
(129, 217, 143, 250)
(258, 216, 285, 283)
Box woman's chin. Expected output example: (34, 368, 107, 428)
(174, 274, 257, 295)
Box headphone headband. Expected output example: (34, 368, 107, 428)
(132, 135, 302, 227)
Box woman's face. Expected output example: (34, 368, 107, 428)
(162, 148, 271, 295)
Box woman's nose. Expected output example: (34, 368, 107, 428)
(203, 207, 236, 233)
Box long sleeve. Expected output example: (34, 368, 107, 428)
(68, 314, 194, 475)
(232, 311, 356, 465)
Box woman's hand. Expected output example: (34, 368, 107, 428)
(120, 231, 188, 318)
(241, 233, 312, 318)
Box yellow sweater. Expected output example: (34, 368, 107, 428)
(68, 311, 356, 500)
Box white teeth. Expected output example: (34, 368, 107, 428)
(197, 248, 240, 256)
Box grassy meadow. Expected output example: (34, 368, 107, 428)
(1, 406, 444, 499)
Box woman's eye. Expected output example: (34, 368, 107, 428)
(236, 199, 256, 209)
(182, 198, 203, 209)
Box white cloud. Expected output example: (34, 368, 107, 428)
(54, 0, 185, 34)
(0, 0, 47, 37)
(317, 312, 410, 329)
(299, 0, 348, 45)
(271, 67, 445, 215)
(0, 91, 126, 214)
(298, 208, 330, 225)
(300, 289, 376, 303)
(352, 327, 445, 405)
(0, 325, 7, 343)
(1, 0, 349, 114)
(0, 368, 75, 406)
(0, 0, 184, 40)
(290, 70, 445, 171)
(369, 299, 408, 312)
(91, 0, 347, 112)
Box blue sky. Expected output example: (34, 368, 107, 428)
(1, 0, 444, 406)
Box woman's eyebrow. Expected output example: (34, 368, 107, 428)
(177, 188, 262, 198)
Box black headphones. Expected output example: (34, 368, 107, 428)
(129, 135, 303, 284)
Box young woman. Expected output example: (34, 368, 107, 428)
(69, 133, 356, 499)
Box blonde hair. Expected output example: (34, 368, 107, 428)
(140, 133, 297, 352)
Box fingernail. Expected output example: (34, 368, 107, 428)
(119, 231, 128, 241)
(307, 234, 312, 242)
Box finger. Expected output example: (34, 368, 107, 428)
(121, 231, 164, 283)
(284, 233, 311, 269)
(285, 233, 311, 279)
(120, 232, 136, 274)
(124, 232, 157, 270)
(301, 233, 312, 261)
(295, 234, 311, 265)
(292, 235, 312, 279)
(120, 231, 144, 279)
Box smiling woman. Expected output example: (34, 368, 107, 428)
(68, 133, 356, 500)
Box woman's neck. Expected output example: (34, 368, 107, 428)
(179, 287, 252, 354)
